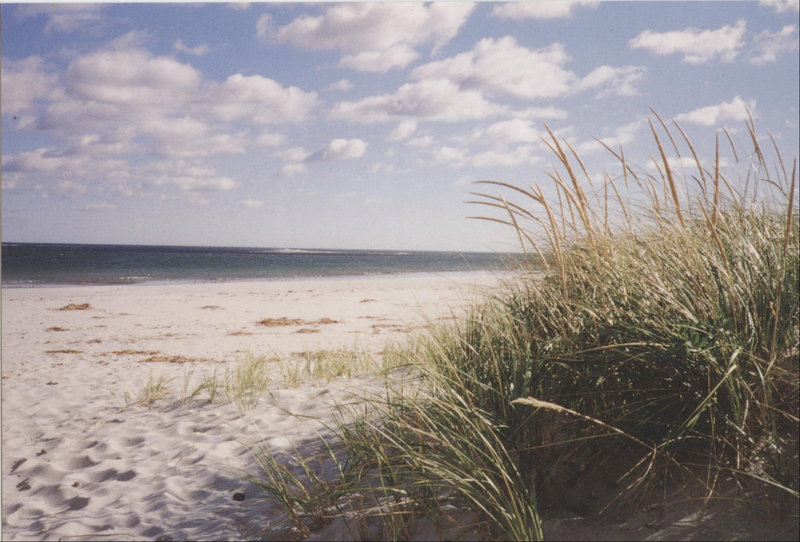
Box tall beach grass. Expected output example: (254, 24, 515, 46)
(251, 114, 798, 540)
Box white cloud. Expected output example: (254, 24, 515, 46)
(647, 155, 703, 172)
(675, 96, 755, 126)
(16, 4, 104, 34)
(56, 180, 88, 195)
(174, 39, 210, 56)
(576, 118, 646, 153)
(276, 147, 310, 163)
(307, 138, 367, 161)
(516, 106, 570, 120)
(749, 25, 799, 65)
(255, 132, 286, 147)
(759, 0, 799, 13)
(331, 79, 506, 123)
(579, 65, 647, 97)
(66, 48, 202, 107)
(3, 147, 92, 174)
(327, 79, 354, 91)
(0, 56, 61, 115)
(389, 120, 418, 141)
(491, 1, 599, 20)
(211, 73, 318, 124)
(432, 146, 467, 167)
(280, 163, 307, 178)
(154, 174, 238, 192)
(240, 198, 264, 208)
(339, 44, 418, 73)
(85, 202, 117, 211)
(270, 2, 474, 52)
(412, 37, 578, 99)
(471, 146, 540, 168)
(473, 119, 541, 145)
(629, 20, 747, 64)
(406, 135, 434, 148)
(147, 160, 238, 192)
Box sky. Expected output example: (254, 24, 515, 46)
(2, 1, 799, 252)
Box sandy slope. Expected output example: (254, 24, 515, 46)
(1, 272, 502, 540)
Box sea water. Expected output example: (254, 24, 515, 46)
(1, 243, 527, 287)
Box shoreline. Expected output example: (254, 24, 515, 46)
(0, 268, 515, 290)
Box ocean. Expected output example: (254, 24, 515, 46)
(1, 243, 527, 287)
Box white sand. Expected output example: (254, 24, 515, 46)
(1, 272, 506, 541)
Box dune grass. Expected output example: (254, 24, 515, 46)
(124, 348, 389, 411)
(250, 114, 798, 540)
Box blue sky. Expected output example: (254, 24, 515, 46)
(2, 1, 798, 251)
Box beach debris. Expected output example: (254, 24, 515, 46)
(110, 349, 160, 356)
(257, 317, 340, 327)
(200, 305, 224, 310)
(10, 458, 27, 473)
(139, 355, 208, 364)
(45, 349, 83, 354)
(58, 303, 92, 311)
(16, 479, 31, 491)
(232, 491, 246, 502)
(360, 298, 378, 303)
(45, 327, 69, 332)
(295, 328, 320, 334)
(257, 317, 304, 327)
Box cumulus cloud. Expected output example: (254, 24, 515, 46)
(268, 2, 474, 52)
(409, 36, 645, 100)
(412, 37, 578, 99)
(628, 20, 747, 64)
(66, 48, 202, 107)
(3, 147, 93, 175)
(173, 39, 210, 56)
(56, 180, 88, 195)
(674, 96, 755, 126)
(471, 146, 540, 168)
(16, 3, 104, 34)
(331, 79, 506, 123)
(576, 119, 646, 153)
(339, 44, 418, 73)
(406, 135, 434, 148)
(516, 106, 570, 120)
(388, 120, 418, 141)
(749, 25, 799, 65)
(263, 3, 474, 72)
(240, 198, 264, 208)
(280, 163, 307, 178)
(327, 79, 354, 91)
(255, 132, 286, 147)
(759, 0, 799, 13)
(154, 173, 238, 192)
(491, 1, 599, 20)
(432, 146, 467, 167)
(0, 56, 61, 115)
(476, 119, 541, 146)
(85, 201, 117, 211)
(210, 73, 318, 124)
(579, 65, 647, 97)
(306, 138, 367, 161)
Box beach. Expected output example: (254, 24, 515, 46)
(1, 272, 505, 540)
